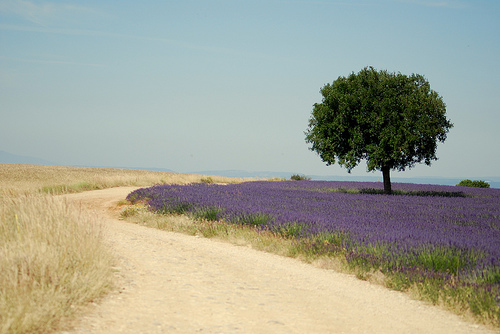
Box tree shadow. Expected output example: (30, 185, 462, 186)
(359, 188, 468, 198)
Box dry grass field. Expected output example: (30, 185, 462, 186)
(0, 195, 114, 334)
(0, 163, 245, 334)
(0, 164, 243, 197)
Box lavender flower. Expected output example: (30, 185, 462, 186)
(127, 181, 500, 283)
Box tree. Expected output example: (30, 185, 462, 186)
(305, 67, 453, 194)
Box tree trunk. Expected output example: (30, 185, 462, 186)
(382, 166, 392, 195)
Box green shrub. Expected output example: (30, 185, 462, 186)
(192, 206, 222, 221)
(290, 174, 311, 181)
(200, 177, 214, 184)
(456, 179, 490, 188)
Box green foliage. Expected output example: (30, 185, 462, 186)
(323, 187, 466, 197)
(234, 213, 273, 227)
(200, 177, 214, 184)
(358, 188, 467, 197)
(456, 179, 490, 188)
(191, 206, 222, 221)
(158, 202, 192, 215)
(290, 174, 311, 181)
(278, 222, 307, 238)
(305, 66, 453, 194)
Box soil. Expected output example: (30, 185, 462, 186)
(60, 187, 497, 334)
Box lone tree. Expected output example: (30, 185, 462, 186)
(305, 67, 453, 194)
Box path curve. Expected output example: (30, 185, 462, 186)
(61, 187, 496, 334)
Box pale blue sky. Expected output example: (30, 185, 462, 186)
(1, 0, 499, 178)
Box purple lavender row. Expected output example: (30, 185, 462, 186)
(127, 181, 500, 276)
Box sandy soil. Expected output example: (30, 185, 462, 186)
(60, 187, 497, 334)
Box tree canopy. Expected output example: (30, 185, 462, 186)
(305, 67, 453, 194)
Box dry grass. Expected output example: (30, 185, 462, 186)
(0, 163, 247, 334)
(0, 195, 114, 334)
(0, 163, 247, 197)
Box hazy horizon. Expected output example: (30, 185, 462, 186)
(2, 149, 499, 189)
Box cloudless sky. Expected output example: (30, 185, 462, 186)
(1, 0, 499, 179)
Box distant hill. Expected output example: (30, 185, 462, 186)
(0, 150, 55, 166)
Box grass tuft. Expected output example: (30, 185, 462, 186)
(0, 196, 114, 334)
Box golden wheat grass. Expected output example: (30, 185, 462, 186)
(0, 195, 114, 334)
(0, 163, 247, 197)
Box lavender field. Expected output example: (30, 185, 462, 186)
(128, 180, 500, 323)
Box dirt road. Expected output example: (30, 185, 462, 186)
(62, 187, 496, 334)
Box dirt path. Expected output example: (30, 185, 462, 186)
(61, 187, 496, 334)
